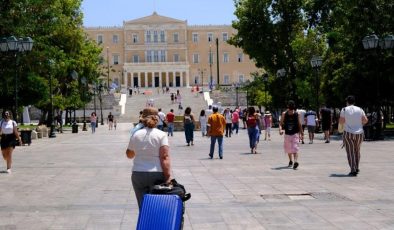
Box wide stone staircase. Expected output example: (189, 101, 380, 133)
(118, 87, 208, 123)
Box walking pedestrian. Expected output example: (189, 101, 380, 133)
(107, 112, 114, 130)
(224, 108, 232, 137)
(320, 104, 333, 143)
(157, 108, 166, 131)
(125, 107, 173, 208)
(183, 107, 195, 146)
(231, 108, 240, 134)
(90, 112, 97, 133)
(166, 109, 175, 137)
(297, 106, 306, 144)
(207, 105, 226, 159)
(339, 95, 368, 176)
(263, 111, 272, 141)
(279, 100, 303, 169)
(305, 109, 317, 144)
(0, 111, 22, 174)
(199, 110, 207, 136)
(246, 107, 260, 154)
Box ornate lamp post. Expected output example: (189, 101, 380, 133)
(98, 83, 104, 125)
(81, 77, 87, 131)
(106, 47, 110, 90)
(310, 55, 323, 114)
(362, 34, 394, 139)
(48, 60, 57, 138)
(198, 68, 206, 92)
(0, 36, 34, 123)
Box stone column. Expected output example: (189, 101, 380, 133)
(138, 72, 141, 88)
(172, 71, 176, 87)
(144, 72, 148, 88)
(166, 72, 169, 87)
(185, 71, 190, 87)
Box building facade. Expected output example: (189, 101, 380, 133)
(84, 12, 258, 89)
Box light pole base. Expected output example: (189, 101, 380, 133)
(82, 121, 87, 131)
(49, 125, 56, 138)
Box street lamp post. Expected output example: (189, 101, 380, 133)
(209, 45, 213, 90)
(235, 84, 239, 107)
(106, 47, 110, 90)
(81, 77, 87, 131)
(93, 82, 98, 128)
(216, 37, 220, 89)
(0, 36, 34, 123)
(48, 60, 56, 138)
(310, 56, 323, 114)
(362, 34, 394, 140)
(98, 83, 104, 125)
(198, 68, 206, 92)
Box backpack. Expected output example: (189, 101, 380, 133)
(184, 115, 192, 124)
(150, 179, 191, 202)
(246, 115, 257, 128)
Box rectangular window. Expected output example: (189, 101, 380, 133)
(153, 31, 158, 43)
(224, 75, 230, 84)
(194, 76, 200, 85)
(160, 50, 166, 62)
(133, 34, 138, 43)
(173, 33, 179, 43)
(160, 31, 165, 43)
(208, 33, 213, 42)
(223, 53, 229, 63)
(146, 51, 153, 62)
(113, 54, 119, 65)
(112, 35, 119, 44)
(146, 31, 151, 43)
(192, 33, 199, 43)
(97, 35, 103, 44)
(222, 32, 228, 42)
(173, 54, 179, 62)
(133, 55, 139, 63)
(237, 53, 244, 62)
(239, 74, 244, 83)
(193, 53, 199, 64)
(154, 50, 159, 62)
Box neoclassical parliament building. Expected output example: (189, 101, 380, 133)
(84, 12, 258, 89)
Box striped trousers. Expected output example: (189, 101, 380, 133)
(343, 131, 364, 173)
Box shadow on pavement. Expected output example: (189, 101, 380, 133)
(329, 173, 354, 177)
(272, 166, 292, 170)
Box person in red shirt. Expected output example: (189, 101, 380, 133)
(166, 109, 175, 136)
(231, 109, 240, 134)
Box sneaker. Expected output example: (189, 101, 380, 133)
(209, 154, 213, 159)
(219, 156, 223, 159)
(288, 161, 293, 167)
(293, 162, 299, 170)
(6, 169, 11, 174)
(348, 172, 357, 177)
(191, 142, 194, 146)
(356, 169, 360, 173)
(325, 140, 330, 143)
(302, 140, 305, 144)
(309, 141, 313, 144)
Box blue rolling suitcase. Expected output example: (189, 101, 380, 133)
(136, 194, 184, 230)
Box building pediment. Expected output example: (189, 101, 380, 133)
(124, 12, 186, 25)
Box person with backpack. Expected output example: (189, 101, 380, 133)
(0, 111, 22, 174)
(246, 107, 260, 154)
(279, 101, 303, 169)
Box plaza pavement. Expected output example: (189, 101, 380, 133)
(1, 123, 394, 229)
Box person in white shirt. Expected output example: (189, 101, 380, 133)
(339, 95, 368, 176)
(297, 107, 306, 144)
(305, 109, 317, 144)
(0, 111, 21, 174)
(126, 107, 173, 208)
(224, 108, 232, 137)
(157, 108, 166, 131)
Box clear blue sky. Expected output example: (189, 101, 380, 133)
(81, 0, 237, 27)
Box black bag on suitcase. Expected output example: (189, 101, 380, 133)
(150, 179, 191, 202)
